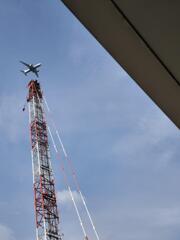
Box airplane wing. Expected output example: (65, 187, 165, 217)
(34, 63, 41, 68)
(20, 61, 30, 68)
(20, 69, 31, 76)
(24, 69, 31, 74)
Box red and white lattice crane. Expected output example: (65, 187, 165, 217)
(27, 80, 62, 240)
(26, 79, 100, 240)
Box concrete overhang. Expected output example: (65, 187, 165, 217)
(61, 0, 180, 129)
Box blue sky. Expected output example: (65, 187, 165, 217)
(0, 1, 179, 240)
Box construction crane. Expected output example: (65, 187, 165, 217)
(27, 80, 62, 240)
(26, 78, 100, 240)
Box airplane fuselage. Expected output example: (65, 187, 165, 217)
(29, 65, 34, 71)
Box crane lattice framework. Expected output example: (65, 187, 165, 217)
(27, 80, 62, 240)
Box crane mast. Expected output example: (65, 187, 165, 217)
(27, 80, 61, 240)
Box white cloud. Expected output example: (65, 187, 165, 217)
(155, 207, 180, 226)
(112, 109, 178, 167)
(139, 111, 178, 144)
(57, 189, 81, 205)
(95, 204, 180, 240)
(0, 224, 15, 240)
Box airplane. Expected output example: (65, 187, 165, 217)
(20, 61, 41, 77)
